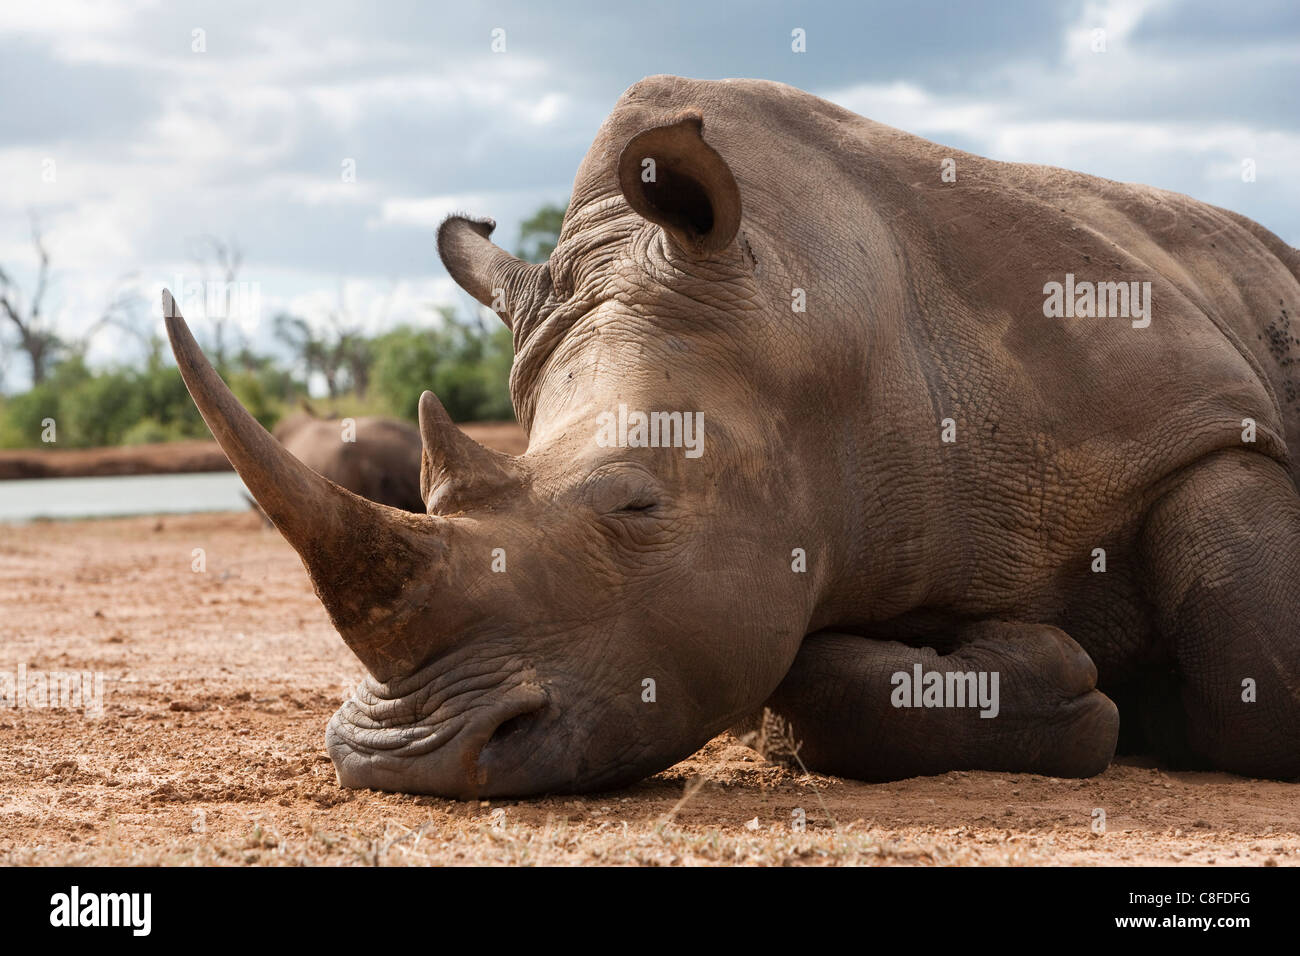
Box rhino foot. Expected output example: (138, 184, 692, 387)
(1137, 449, 1300, 779)
(751, 622, 1119, 781)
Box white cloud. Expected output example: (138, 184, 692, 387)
(820, 0, 1300, 243)
(2, 0, 1297, 393)
(380, 194, 496, 229)
(378, 188, 564, 232)
(0, 0, 149, 43)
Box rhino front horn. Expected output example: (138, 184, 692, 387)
(162, 289, 449, 680)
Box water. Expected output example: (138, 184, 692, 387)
(0, 472, 251, 521)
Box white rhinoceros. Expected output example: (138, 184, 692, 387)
(165, 75, 1300, 796)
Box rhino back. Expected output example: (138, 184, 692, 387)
(558, 76, 1299, 628)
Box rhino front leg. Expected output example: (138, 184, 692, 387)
(752, 623, 1118, 781)
(1138, 449, 1300, 778)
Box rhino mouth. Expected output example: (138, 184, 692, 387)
(325, 651, 560, 798)
(328, 681, 547, 762)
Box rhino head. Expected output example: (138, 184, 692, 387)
(167, 95, 832, 797)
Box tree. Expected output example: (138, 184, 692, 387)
(189, 234, 244, 369)
(0, 214, 60, 385)
(335, 329, 372, 398)
(516, 201, 567, 263)
(371, 307, 513, 422)
(323, 287, 385, 399)
(273, 285, 384, 400)
(85, 277, 150, 361)
(274, 313, 337, 396)
(0, 214, 138, 386)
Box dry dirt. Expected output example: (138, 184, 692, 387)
(0, 511, 1296, 866)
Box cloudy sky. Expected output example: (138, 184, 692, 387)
(1, 0, 1296, 390)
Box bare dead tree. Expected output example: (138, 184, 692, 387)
(0, 214, 152, 386)
(327, 282, 391, 399)
(189, 234, 244, 368)
(85, 276, 154, 362)
(0, 214, 59, 385)
(274, 313, 337, 397)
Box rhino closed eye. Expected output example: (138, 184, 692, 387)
(605, 498, 663, 524)
(598, 495, 676, 552)
(584, 471, 665, 518)
(602, 492, 663, 519)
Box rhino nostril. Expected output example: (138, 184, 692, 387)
(488, 707, 542, 749)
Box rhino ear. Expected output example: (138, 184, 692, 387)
(617, 111, 742, 256)
(437, 215, 545, 330)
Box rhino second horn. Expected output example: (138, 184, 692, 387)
(418, 390, 519, 510)
(436, 215, 547, 330)
(162, 289, 450, 681)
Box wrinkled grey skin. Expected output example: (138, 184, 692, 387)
(169, 75, 1300, 799)
(272, 410, 423, 514)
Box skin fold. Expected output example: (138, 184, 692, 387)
(167, 75, 1300, 797)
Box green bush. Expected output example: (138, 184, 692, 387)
(0, 307, 515, 448)
(65, 369, 144, 446)
(0, 384, 62, 448)
(120, 417, 190, 445)
(0, 353, 255, 448)
(133, 356, 208, 436)
(371, 316, 514, 422)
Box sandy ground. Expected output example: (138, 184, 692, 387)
(0, 511, 1297, 866)
(0, 422, 528, 480)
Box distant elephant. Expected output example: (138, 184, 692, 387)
(256, 407, 424, 514)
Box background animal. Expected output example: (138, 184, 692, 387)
(263, 406, 424, 514)
(167, 74, 1300, 798)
